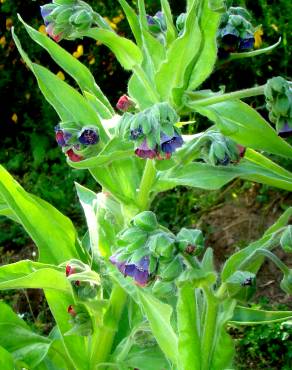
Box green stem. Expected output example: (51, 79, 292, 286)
(180, 253, 201, 269)
(186, 84, 266, 108)
(201, 286, 218, 370)
(136, 159, 157, 211)
(252, 249, 289, 275)
(90, 285, 127, 369)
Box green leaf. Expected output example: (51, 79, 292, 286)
(177, 284, 201, 370)
(0, 346, 14, 370)
(125, 346, 170, 370)
(230, 306, 292, 325)
(192, 100, 292, 158)
(0, 165, 79, 264)
(154, 1, 202, 105)
(187, 0, 220, 90)
(137, 290, 178, 365)
(0, 302, 51, 368)
(0, 260, 72, 293)
(18, 16, 114, 118)
(117, 0, 142, 46)
(12, 29, 108, 143)
(160, 0, 177, 45)
(221, 207, 292, 281)
(76, 184, 123, 259)
(83, 28, 143, 70)
(210, 299, 236, 370)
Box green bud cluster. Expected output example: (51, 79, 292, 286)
(265, 77, 292, 134)
(66, 303, 93, 336)
(201, 132, 241, 166)
(41, 0, 96, 41)
(111, 211, 205, 297)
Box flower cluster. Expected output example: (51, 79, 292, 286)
(146, 11, 167, 44)
(40, 0, 95, 42)
(264, 77, 292, 137)
(54, 123, 100, 162)
(110, 211, 204, 296)
(217, 7, 258, 58)
(120, 102, 183, 160)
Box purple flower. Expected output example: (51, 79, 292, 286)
(278, 122, 292, 138)
(78, 128, 99, 145)
(221, 33, 239, 52)
(40, 6, 52, 26)
(135, 139, 158, 159)
(239, 36, 255, 50)
(110, 255, 150, 286)
(40, 6, 63, 42)
(160, 131, 183, 155)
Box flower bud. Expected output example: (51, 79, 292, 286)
(148, 232, 175, 258)
(117, 227, 148, 251)
(152, 280, 174, 297)
(176, 13, 186, 34)
(176, 228, 204, 256)
(66, 148, 84, 162)
(116, 95, 135, 112)
(158, 256, 183, 282)
(280, 226, 292, 253)
(132, 211, 158, 232)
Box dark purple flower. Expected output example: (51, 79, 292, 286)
(135, 139, 158, 159)
(239, 36, 255, 51)
(278, 122, 292, 138)
(110, 255, 150, 286)
(221, 34, 239, 51)
(160, 131, 183, 155)
(130, 126, 143, 140)
(78, 128, 99, 145)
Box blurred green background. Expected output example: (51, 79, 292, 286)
(0, 1, 291, 368)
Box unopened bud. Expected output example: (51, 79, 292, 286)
(132, 211, 158, 232)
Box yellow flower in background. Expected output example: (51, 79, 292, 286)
(73, 44, 84, 58)
(0, 0, 6, 3)
(271, 24, 279, 32)
(56, 71, 65, 80)
(6, 18, 13, 31)
(112, 14, 124, 24)
(11, 113, 18, 123)
(0, 36, 6, 48)
(38, 25, 47, 35)
(103, 16, 117, 30)
(254, 26, 264, 49)
(88, 56, 95, 65)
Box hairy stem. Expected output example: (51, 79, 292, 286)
(186, 85, 266, 107)
(136, 159, 157, 211)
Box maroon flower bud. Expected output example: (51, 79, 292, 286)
(116, 95, 134, 112)
(54, 125, 71, 147)
(66, 264, 75, 277)
(67, 305, 77, 317)
(135, 140, 158, 159)
(237, 145, 246, 158)
(66, 149, 84, 162)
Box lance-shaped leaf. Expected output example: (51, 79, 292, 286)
(221, 207, 292, 281)
(177, 283, 201, 370)
(0, 260, 72, 293)
(18, 16, 114, 118)
(189, 100, 292, 158)
(117, 0, 142, 46)
(137, 290, 178, 365)
(12, 29, 108, 142)
(83, 28, 143, 70)
(0, 165, 79, 264)
(154, 0, 202, 105)
(230, 306, 292, 325)
(187, 0, 221, 91)
(0, 302, 52, 368)
(153, 160, 292, 193)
